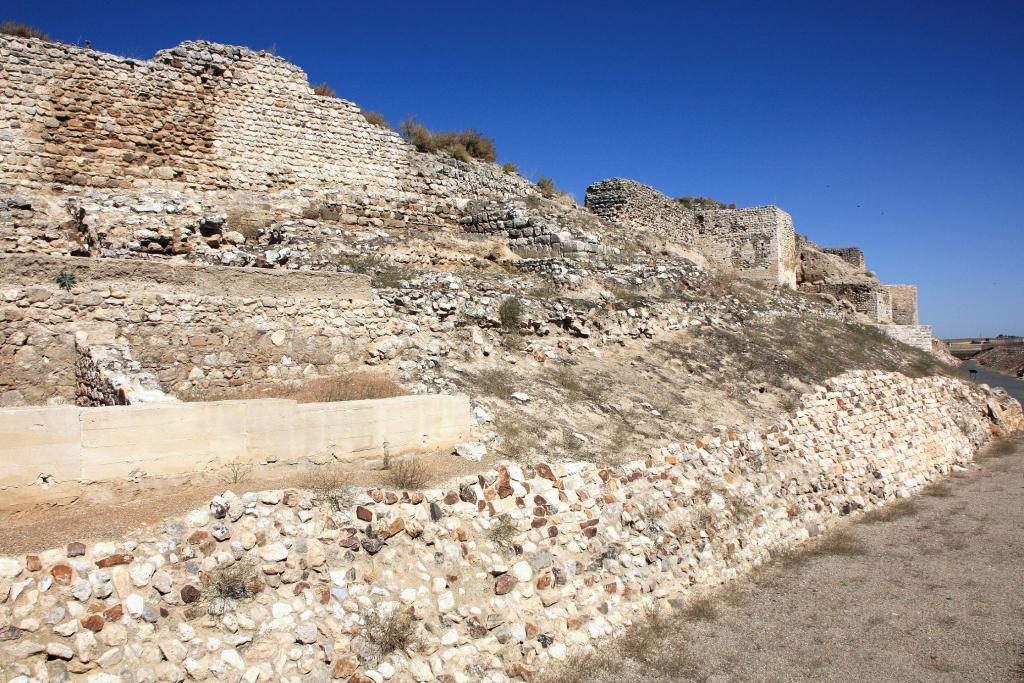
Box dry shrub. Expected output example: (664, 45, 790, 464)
(546, 607, 699, 683)
(312, 82, 336, 97)
(308, 465, 354, 511)
(986, 438, 1018, 457)
(858, 498, 918, 524)
(681, 596, 718, 621)
(812, 530, 866, 556)
(1, 21, 50, 40)
(501, 162, 519, 174)
(362, 608, 419, 658)
(487, 515, 519, 552)
(204, 560, 257, 603)
(361, 110, 389, 128)
(385, 458, 428, 490)
(400, 117, 497, 162)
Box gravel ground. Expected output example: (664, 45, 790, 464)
(550, 436, 1024, 683)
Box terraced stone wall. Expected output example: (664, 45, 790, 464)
(0, 372, 1018, 680)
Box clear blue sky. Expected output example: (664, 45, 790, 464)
(7, 0, 1022, 338)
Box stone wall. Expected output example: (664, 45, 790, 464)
(0, 372, 1018, 680)
(821, 247, 866, 270)
(887, 284, 919, 325)
(584, 178, 798, 288)
(695, 206, 798, 288)
(877, 323, 933, 352)
(0, 255, 375, 405)
(1, 35, 567, 259)
(808, 281, 893, 323)
(0, 393, 473, 508)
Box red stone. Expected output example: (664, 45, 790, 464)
(81, 615, 105, 632)
(187, 531, 209, 545)
(355, 506, 373, 522)
(494, 574, 516, 595)
(66, 542, 86, 557)
(282, 490, 300, 506)
(25, 555, 42, 572)
(50, 564, 73, 585)
(95, 554, 132, 568)
(103, 604, 123, 621)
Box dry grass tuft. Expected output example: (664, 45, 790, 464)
(400, 117, 496, 162)
(812, 530, 866, 556)
(312, 82, 336, 97)
(308, 465, 355, 511)
(1, 21, 50, 40)
(361, 110, 390, 128)
(546, 607, 700, 682)
(924, 482, 954, 498)
(385, 458, 429, 490)
(362, 608, 420, 658)
(858, 499, 918, 524)
(985, 438, 1018, 458)
(204, 560, 258, 603)
(681, 596, 718, 621)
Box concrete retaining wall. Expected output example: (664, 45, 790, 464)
(0, 394, 472, 508)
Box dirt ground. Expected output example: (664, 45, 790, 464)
(0, 450, 498, 554)
(549, 436, 1024, 683)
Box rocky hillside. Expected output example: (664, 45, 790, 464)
(973, 346, 1024, 378)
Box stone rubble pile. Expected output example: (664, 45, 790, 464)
(1, 372, 1019, 682)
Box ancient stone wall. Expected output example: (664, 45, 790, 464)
(821, 246, 865, 270)
(0, 372, 1018, 680)
(585, 178, 798, 288)
(695, 206, 798, 288)
(887, 284, 919, 325)
(808, 281, 893, 323)
(0, 255, 375, 405)
(877, 323, 933, 352)
(1, 36, 555, 258)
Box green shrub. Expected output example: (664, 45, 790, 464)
(0, 21, 50, 41)
(312, 82, 336, 98)
(362, 110, 389, 128)
(56, 270, 75, 292)
(498, 297, 523, 331)
(399, 117, 497, 163)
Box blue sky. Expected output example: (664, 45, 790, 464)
(6, 0, 1022, 337)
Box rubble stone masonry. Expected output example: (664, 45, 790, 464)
(0, 372, 1019, 680)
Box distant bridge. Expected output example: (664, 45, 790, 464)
(944, 336, 1024, 360)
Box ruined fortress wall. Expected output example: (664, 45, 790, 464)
(696, 206, 798, 289)
(811, 281, 893, 323)
(0, 36, 540, 251)
(0, 393, 473, 508)
(0, 372, 1016, 678)
(887, 284, 919, 325)
(821, 246, 866, 271)
(877, 323, 932, 352)
(585, 178, 700, 243)
(585, 178, 798, 287)
(0, 255, 378, 405)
